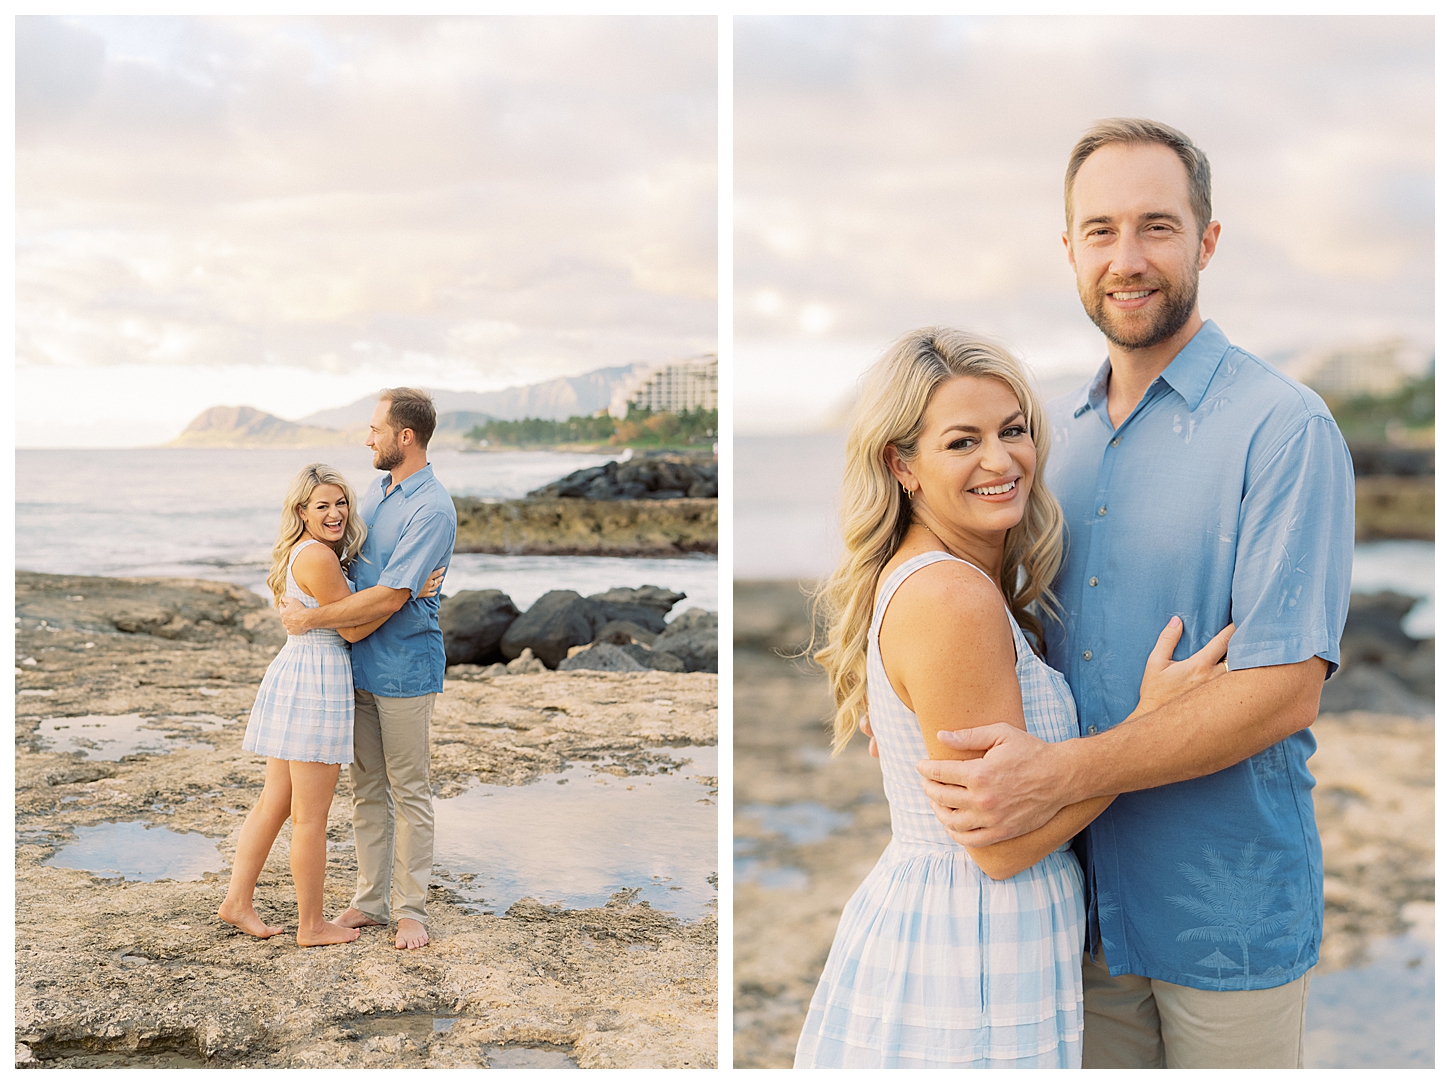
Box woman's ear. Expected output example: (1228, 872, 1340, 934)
(884, 445, 916, 493)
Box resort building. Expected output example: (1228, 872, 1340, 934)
(609, 355, 718, 417)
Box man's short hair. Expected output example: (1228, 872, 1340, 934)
(379, 387, 437, 448)
(1064, 118, 1212, 236)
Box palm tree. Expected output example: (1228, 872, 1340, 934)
(1168, 840, 1299, 989)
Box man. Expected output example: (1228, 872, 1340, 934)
(914, 119, 1355, 1067)
(281, 387, 457, 951)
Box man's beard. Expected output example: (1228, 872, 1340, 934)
(372, 441, 404, 472)
(1081, 266, 1198, 350)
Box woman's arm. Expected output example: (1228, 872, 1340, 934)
(947, 617, 1237, 879)
(290, 545, 391, 643)
(881, 560, 1091, 880)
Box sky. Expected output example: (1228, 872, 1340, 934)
(735, 15, 1434, 433)
(16, 15, 717, 447)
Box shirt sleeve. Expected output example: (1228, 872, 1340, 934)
(377, 509, 455, 598)
(1227, 414, 1355, 676)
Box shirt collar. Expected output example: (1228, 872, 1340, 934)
(1072, 319, 1229, 418)
(378, 463, 435, 498)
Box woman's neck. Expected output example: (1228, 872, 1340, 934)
(907, 518, 1005, 584)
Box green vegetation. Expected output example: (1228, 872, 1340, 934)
(1324, 372, 1434, 443)
(466, 406, 717, 449)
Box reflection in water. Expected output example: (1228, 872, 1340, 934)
(1305, 904, 1434, 1068)
(44, 821, 225, 881)
(735, 800, 853, 890)
(485, 1044, 580, 1069)
(432, 747, 717, 919)
(38, 713, 230, 761)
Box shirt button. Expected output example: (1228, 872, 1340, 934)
(1082, 650, 1093, 660)
(1088, 576, 1099, 587)
(1110, 438, 1121, 447)
(1087, 725, 1098, 735)
(1097, 506, 1107, 516)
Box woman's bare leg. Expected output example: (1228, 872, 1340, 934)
(290, 760, 359, 946)
(218, 757, 292, 937)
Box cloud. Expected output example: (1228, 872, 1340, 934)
(17, 15, 717, 440)
(735, 15, 1432, 431)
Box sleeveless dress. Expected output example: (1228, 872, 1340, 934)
(242, 539, 355, 765)
(794, 551, 1086, 1069)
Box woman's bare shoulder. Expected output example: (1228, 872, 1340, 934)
(884, 557, 1013, 647)
(291, 540, 342, 572)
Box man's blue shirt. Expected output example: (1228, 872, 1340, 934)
(350, 463, 457, 698)
(1043, 320, 1355, 991)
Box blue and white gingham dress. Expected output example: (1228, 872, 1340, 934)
(794, 551, 1086, 1069)
(243, 539, 354, 765)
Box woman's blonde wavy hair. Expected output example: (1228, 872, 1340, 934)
(265, 463, 368, 605)
(813, 328, 1065, 754)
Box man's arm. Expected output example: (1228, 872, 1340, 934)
(282, 584, 411, 635)
(918, 655, 1326, 846)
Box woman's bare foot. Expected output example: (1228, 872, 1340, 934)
(218, 901, 284, 939)
(395, 918, 429, 950)
(334, 907, 385, 929)
(297, 920, 362, 947)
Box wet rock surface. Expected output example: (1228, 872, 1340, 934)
(731, 580, 1434, 1068)
(16, 573, 717, 1069)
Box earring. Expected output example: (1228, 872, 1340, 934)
(902, 484, 913, 499)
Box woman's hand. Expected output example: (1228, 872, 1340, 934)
(418, 566, 446, 599)
(1134, 617, 1234, 718)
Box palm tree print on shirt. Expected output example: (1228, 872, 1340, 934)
(1168, 839, 1299, 988)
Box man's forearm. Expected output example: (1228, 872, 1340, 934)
(1057, 657, 1326, 804)
(300, 585, 410, 631)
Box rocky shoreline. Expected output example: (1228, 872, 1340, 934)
(15, 573, 717, 1069)
(732, 580, 1433, 1068)
(450, 450, 719, 558)
(452, 497, 717, 558)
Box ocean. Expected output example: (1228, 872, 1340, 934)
(16, 447, 718, 617)
(735, 433, 1434, 638)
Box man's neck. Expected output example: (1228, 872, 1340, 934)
(385, 453, 429, 494)
(1104, 311, 1204, 428)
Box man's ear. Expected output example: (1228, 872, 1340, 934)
(1062, 231, 1076, 270)
(397, 427, 416, 448)
(1197, 220, 1221, 270)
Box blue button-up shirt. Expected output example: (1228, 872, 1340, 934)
(350, 463, 457, 698)
(1044, 320, 1354, 991)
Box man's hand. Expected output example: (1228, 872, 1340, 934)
(916, 723, 1071, 846)
(279, 597, 312, 636)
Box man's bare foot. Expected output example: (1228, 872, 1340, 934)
(333, 907, 385, 929)
(218, 901, 284, 939)
(297, 920, 362, 947)
(395, 917, 429, 950)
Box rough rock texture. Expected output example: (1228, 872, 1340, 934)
(17, 571, 287, 648)
(452, 498, 717, 557)
(653, 611, 719, 675)
(731, 580, 1433, 1068)
(15, 573, 716, 1069)
(527, 454, 717, 501)
(589, 587, 687, 634)
(438, 590, 521, 667)
(499, 591, 608, 669)
(558, 643, 647, 673)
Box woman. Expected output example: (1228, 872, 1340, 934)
(217, 463, 441, 947)
(794, 330, 1231, 1068)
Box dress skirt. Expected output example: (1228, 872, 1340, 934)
(242, 627, 354, 765)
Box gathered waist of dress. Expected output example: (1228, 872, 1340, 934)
(287, 626, 348, 647)
(880, 834, 1074, 869)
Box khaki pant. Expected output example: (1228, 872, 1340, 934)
(350, 689, 435, 924)
(1081, 950, 1309, 1068)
